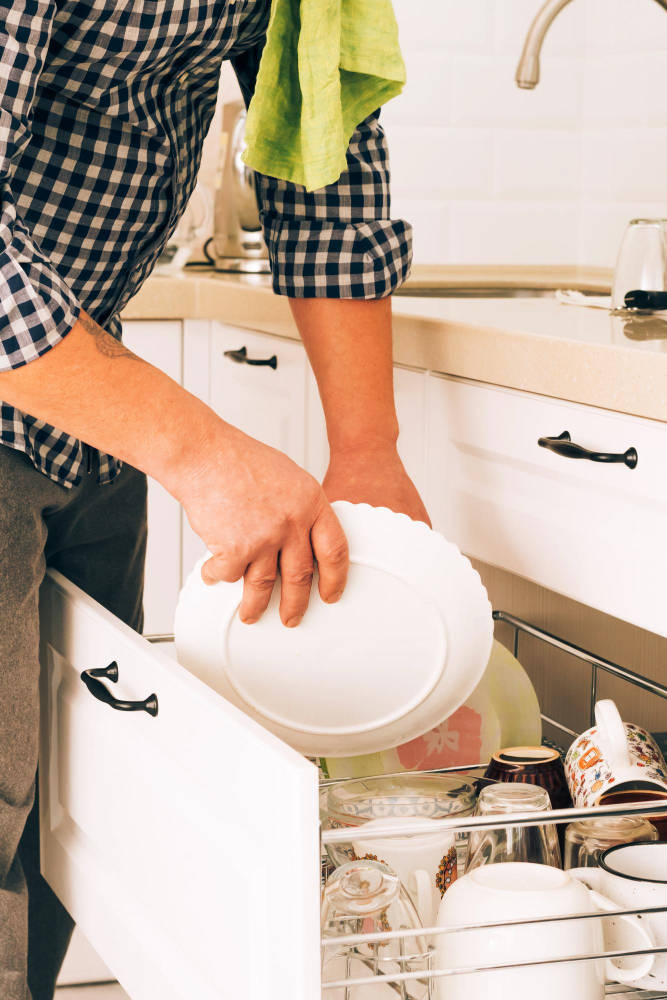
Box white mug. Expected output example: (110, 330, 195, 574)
(435, 861, 655, 1000)
(565, 699, 667, 808)
(352, 817, 457, 928)
(571, 841, 667, 990)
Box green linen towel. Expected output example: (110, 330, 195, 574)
(242, 0, 406, 192)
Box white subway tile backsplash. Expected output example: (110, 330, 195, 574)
(583, 54, 648, 127)
(382, 52, 452, 128)
(450, 202, 582, 265)
(493, 130, 583, 199)
(450, 56, 584, 128)
(392, 198, 453, 264)
(388, 128, 494, 199)
(608, 0, 667, 53)
(583, 129, 667, 202)
(382, 0, 666, 267)
(393, 0, 496, 55)
(642, 52, 667, 126)
(580, 202, 667, 268)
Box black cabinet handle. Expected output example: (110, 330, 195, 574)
(81, 662, 158, 717)
(538, 430, 638, 469)
(223, 346, 277, 369)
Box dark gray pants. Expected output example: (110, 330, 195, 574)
(0, 444, 147, 1000)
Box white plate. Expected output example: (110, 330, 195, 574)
(174, 502, 493, 756)
(320, 639, 542, 779)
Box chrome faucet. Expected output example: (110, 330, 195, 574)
(516, 0, 667, 88)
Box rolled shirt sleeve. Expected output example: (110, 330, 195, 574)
(232, 48, 413, 299)
(258, 112, 412, 298)
(0, 0, 81, 373)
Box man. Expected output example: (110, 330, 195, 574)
(0, 1, 428, 996)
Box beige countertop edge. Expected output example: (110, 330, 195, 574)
(122, 277, 667, 424)
(393, 315, 667, 423)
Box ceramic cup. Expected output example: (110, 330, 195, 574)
(352, 816, 458, 929)
(570, 841, 667, 990)
(484, 745, 572, 811)
(565, 700, 667, 811)
(435, 862, 656, 1000)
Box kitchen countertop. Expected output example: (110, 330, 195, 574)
(121, 266, 667, 422)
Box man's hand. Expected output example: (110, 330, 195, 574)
(323, 443, 430, 526)
(174, 426, 349, 627)
(0, 312, 348, 628)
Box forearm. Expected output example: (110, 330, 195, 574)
(0, 312, 221, 498)
(289, 298, 399, 453)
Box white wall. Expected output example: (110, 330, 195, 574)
(381, 0, 667, 268)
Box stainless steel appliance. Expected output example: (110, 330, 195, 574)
(213, 99, 270, 273)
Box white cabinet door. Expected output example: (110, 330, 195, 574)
(182, 323, 310, 576)
(209, 324, 308, 463)
(425, 373, 667, 637)
(39, 571, 320, 1000)
(122, 321, 182, 635)
(58, 928, 113, 986)
(394, 366, 428, 494)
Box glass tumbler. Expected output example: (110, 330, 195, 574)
(564, 815, 659, 870)
(612, 219, 667, 312)
(465, 784, 562, 872)
(321, 773, 476, 871)
(321, 860, 430, 999)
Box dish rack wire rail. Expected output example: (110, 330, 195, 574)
(318, 611, 667, 998)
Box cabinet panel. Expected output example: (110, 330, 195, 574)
(209, 324, 307, 464)
(40, 572, 320, 1000)
(182, 324, 310, 578)
(122, 321, 183, 634)
(394, 366, 428, 494)
(425, 374, 667, 637)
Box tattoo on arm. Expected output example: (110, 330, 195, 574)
(78, 312, 141, 361)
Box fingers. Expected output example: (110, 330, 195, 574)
(199, 500, 348, 630)
(278, 542, 315, 627)
(311, 506, 349, 606)
(238, 552, 279, 624)
(201, 552, 248, 586)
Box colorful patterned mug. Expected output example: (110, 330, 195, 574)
(565, 700, 667, 810)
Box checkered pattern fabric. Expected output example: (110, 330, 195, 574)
(0, 0, 412, 488)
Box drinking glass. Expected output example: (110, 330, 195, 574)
(612, 219, 667, 312)
(321, 773, 476, 871)
(564, 815, 658, 870)
(321, 860, 430, 999)
(465, 783, 562, 871)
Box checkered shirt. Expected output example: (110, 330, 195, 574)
(0, 0, 412, 487)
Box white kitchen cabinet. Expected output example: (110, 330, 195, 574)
(208, 323, 308, 463)
(122, 321, 183, 635)
(394, 366, 428, 494)
(181, 322, 311, 576)
(425, 373, 667, 637)
(39, 570, 320, 1000)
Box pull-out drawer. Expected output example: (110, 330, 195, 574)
(425, 375, 667, 637)
(39, 571, 320, 1000)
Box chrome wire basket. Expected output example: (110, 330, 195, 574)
(319, 612, 667, 998)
